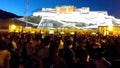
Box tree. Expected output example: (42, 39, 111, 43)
(27, 16, 42, 24)
(75, 22, 87, 27)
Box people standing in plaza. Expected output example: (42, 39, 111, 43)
(58, 36, 75, 68)
(0, 35, 11, 68)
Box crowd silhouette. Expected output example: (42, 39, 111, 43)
(0, 32, 120, 68)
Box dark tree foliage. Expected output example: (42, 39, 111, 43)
(75, 22, 87, 27)
(27, 16, 42, 24)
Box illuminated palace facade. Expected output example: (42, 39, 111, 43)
(33, 6, 120, 29)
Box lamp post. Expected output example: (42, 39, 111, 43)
(108, 25, 113, 35)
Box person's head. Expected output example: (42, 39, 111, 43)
(53, 35, 63, 49)
(59, 40, 64, 49)
(64, 38, 73, 48)
(42, 36, 51, 46)
(93, 48, 103, 59)
(93, 42, 101, 49)
(115, 36, 120, 45)
(34, 39, 41, 46)
(8, 40, 17, 50)
(49, 41, 60, 57)
(0, 39, 8, 50)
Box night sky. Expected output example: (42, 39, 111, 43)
(0, 0, 119, 18)
(113, 0, 120, 18)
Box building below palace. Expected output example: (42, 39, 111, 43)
(98, 25, 120, 35)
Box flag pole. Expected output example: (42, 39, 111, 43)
(25, 0, 29, 27)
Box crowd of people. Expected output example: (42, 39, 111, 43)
(0, 32, 120, 68)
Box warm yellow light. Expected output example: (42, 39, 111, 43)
(15, 30, 19, 33)
(108, 25, 113, 31)
(31, 31, 35, 33)
(11, 25, 16, 30)
(41, 31, 44, 34)
(91, 32, 96, 35)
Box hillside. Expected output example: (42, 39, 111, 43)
(0, 9, 22, 29)
(0, 9, 22, 19)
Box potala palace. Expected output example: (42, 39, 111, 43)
(32, 6, 120, 29)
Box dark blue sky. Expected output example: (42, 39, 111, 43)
(0, 0, 119, 18)
(113, 0, 120, 18)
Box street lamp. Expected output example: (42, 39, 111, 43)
(108, 25, 113, 31)
(9, 24, 16, 32)
(11, 24, 16, 30)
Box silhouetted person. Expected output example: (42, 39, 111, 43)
(112, 37, 120, 68)
(0, 38, 10, 68)
(8, 40, 20, 68)
(43, 41, 67, 68)
(87, 42, 111, 68)
(58, 36, 75, 68)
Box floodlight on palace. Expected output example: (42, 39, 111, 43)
(9, 24, 16, 32)
(70, 32, 75, 35)
(108, 25, 113, 31)
(11, 24, 16, 30)
(60, 31, 64, 34)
